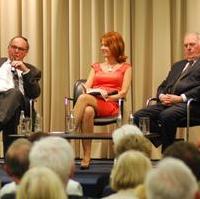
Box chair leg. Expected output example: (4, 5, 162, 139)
(186, 98, 194, 142)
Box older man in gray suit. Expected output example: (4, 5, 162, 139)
(134, 32, 200, 151)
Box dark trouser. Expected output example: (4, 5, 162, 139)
(134, 102, 188, 152)
(0, 89, 24, 155)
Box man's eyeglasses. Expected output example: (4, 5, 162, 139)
(10, 45, 27, 52)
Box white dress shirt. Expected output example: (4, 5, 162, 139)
(0, 59, 24, 94)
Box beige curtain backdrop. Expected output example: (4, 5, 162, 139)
(0, 0, 200, 157)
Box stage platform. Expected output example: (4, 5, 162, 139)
(0, 159, 113, 198)
(74, 159, 113, 197)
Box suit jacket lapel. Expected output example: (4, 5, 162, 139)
(0, 58, 8, 67)
(170, 62, 186, 86)
(180, 58, 200, 80)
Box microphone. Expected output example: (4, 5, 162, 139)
(10, 62, 18, 77)
(10, 58, 16, 72)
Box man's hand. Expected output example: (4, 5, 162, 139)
(159, 94, 183, 106)
(11, 61, 29, 73)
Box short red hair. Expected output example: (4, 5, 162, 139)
(100, 32, 127, 63)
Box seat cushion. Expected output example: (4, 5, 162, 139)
(94, 116, 118, 125)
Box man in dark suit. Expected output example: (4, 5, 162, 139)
(0, 36, 41, 154)
(134, 32, 200, 151)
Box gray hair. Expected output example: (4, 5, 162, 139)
(145, 157, 198, 199)
(112, 124, 143, 145)
(185, 32, 200, 42)
(29, 136, 74, 185)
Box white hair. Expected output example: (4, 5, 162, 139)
(29, 136, 74, 185)
(112, 124, 143, 145)
(145, 157, 198, 199)
(185, 32, 200, 41)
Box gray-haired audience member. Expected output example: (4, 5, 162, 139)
(112, 124, 143, 146)
(0, 138, 32, 198)
(145, 157, 200, 199)
(29, 136, 83, 197)
(16, 167, 67, 199)
(163, 141, 200, 181)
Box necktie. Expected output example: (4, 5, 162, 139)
(181, 60, 194, 77)
(11, 68, 19, 89)
(171, 61, 194, 93)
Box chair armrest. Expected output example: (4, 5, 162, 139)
(186, 98, 198, 119)
(146, 97, 159, 107)
(65, 97, 74, 102)
(186, 98, 198, 122)
(185, 98, 198, 141)
(187, 98, 198, 107)
(118, 98, 125, 116)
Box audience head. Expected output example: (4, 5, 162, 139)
(112, 124, 143, 146)
(28, 132, 49, 142)
(163, 141, 200, 181)
(4, 138, 32, 181)
(145, 157, 200, 199)
(29, 136, 75, 185)
(114, 133, 152, 158)
(110, 150, 152, 191)
(16, 167, 67, 199)
(100, 31, 127, 63)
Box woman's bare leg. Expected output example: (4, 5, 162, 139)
(80, 106, 95, 168)
(73, 94, 97, 128)
(73, 94, 97, 168)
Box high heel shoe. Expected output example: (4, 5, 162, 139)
(80, 159, 90, 170)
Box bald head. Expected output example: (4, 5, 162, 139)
(5, 138, 32, 179)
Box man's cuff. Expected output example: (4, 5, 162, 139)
(181, 94, 187, 102)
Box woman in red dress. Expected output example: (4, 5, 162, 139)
(73, 32, 132, 169)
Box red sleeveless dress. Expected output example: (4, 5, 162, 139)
(91, 62, 131, 117)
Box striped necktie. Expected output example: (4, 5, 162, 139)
(181, 60, 194, 76)
(11, 68, 19, 89)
